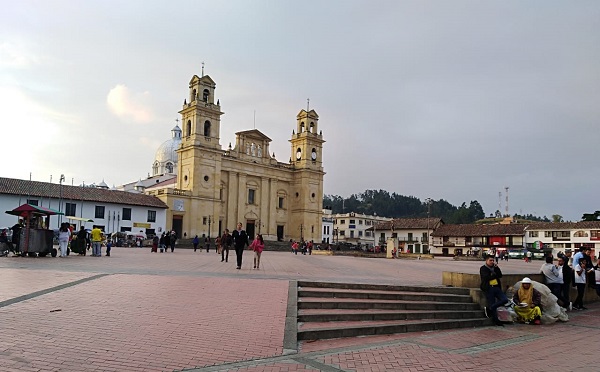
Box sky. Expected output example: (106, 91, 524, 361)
(1, 1, 598, 221)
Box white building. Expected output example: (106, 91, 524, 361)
(321, 207, 334, 244)
(332, 212, 392, 247)
(523, 221, 600, 257)
(0, 177, 168, 237)
(372, 218, 443, 254)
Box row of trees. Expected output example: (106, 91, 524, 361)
(323, 190, 485, 224)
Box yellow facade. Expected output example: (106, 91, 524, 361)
(152, 74, 325, 241)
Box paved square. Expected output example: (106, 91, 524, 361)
(0, 249, 598, 371)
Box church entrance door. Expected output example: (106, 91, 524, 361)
(246, 221, 255, 240)
(277, 225, 284, 241)
(172, 215, 183, 239)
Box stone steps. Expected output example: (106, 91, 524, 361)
(295, 281, 490, 341)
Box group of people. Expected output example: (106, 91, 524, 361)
(480, 246, 599, 326)
(155, 223, 265, 270)
(290, 240, 315, 255)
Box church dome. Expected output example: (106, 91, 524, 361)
(152, 125, 182, 176)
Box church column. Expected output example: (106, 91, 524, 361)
(227, 172, 238, 230)
(269, 178, 278, 237)
(260, 177, 269, 236)
(237, 173, 247, 225)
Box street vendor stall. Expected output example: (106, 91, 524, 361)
(65, 216, 93, 255)
(5, 203, 63, 257)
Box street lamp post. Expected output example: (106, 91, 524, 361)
(58, 174, 65, 227)
(426, 198, 432, 254)
(208, 216, 212, 240)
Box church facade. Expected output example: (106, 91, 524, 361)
(147, 74, 325, 242)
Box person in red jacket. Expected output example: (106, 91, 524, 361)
(250, 234, 265, 269)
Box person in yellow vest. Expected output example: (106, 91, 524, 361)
(480, 255, 508, 326)
(91, 227, 103, 257)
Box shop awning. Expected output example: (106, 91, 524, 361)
(5, 203, 64, 217)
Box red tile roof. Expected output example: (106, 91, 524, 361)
(525, 221, 600, 230)
(432, 223, 526, 237)
(0, 177, 168, 209)
(374, 218, 443, 230)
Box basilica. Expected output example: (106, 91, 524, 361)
(145, 74, 325, 242)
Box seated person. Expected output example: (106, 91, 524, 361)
(513, 277, 542, 325)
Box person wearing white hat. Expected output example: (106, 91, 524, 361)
(513, 277, 542, 324)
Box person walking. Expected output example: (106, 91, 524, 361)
(480, 255, 508, 326)
(231, 223, 248, 269)
(91, 226, 103, 257)
(169, 231, 177, 252)
(573, 259, 590, 310)
(193, 235, 199, 252)
(221, 229, 232, 262)
(152, 235, 159, 253)
(58, 223, 71, 257)
(204, 234, 211, 253)
(159, 232, 166, 253)
(251, 234, 265, 269)
(215, 235, 222, 255)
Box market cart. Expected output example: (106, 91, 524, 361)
(5, 203, 63, 257)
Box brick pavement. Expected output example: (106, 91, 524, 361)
(0, 250, 598, 371)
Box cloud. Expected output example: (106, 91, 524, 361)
(106, 84, 154, 123)
(0, 42, 40, 68)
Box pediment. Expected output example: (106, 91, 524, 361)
(236, 129, 272, 142)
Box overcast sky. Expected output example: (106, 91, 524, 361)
(1, 1, 598, 221)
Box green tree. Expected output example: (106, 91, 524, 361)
(581, 211, 600, 221)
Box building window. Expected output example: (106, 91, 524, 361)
(166, 162, 174, 173)
(248, 189, 255, 205)
(95, 206, 105, 219)
(186, 120, 191, 137)
(278, 197, 284, 209)
(359, 220, 363, 225)
(350, 219, 355, 224)
(147, 210, 156, 223)
(358, 231, 363, 237)
(529, 231, 539, 238)
(120, 226, 132, 232)
(122, 208, 132, 221)
(203, 89, 209, 102)
(365, 231, 371, 237)
(203, 217, 207, 225)
(340, 220, 346, 225)
(27, 199, 38, 206)
(65, 203, 76, 216)
(339, 230, 345, 236)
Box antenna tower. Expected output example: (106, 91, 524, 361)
(505, 186, 510, 217)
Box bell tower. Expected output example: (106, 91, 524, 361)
(176, 74, 224, 195)
(289, 108, 325, 243)
(289, 109, 324, 170)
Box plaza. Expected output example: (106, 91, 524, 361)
(0, 249, 598, 372)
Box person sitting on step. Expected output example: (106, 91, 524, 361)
(513, 277, 542, 325)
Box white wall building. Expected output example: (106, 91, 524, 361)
(332, 212, 392, 247)
(0, 177, 168, 237)
(321, 207, 334, 244)
(523, 221, 600, 257)
(372, 218, 443, 254)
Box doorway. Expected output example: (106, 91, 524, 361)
(172, 215, 183, 238)
(246, 221, 255, 240)
(277, 225, 284, 241)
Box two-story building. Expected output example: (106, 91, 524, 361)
(332, 212, 392, 247)
(321, 207, 334, 244)
(431, 224, 526, 256)
(371, 218, 443, 254)
(524, 221, 600, 257)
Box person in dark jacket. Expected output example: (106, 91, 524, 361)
(557, 251, 573, 307)
(231, 222, 249, 269)
(480, 255, 508, 326)
(221, 229, 232, 262)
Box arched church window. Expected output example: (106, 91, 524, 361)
(186, 120, 191, 137)
(192, 89, 197, 102)
(204, 120, 211, 137)
(203, 89, 209, 102)
(152, 162, 159, 176)
(166, 162, 174, 173)
(300, 122, 305, 133)
(310, 122, 315, 133)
